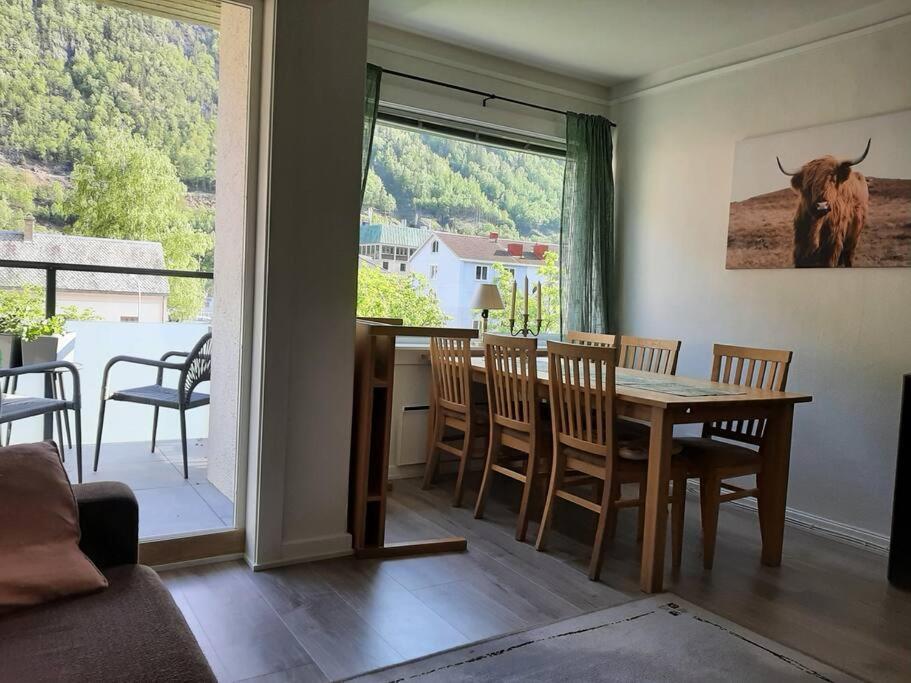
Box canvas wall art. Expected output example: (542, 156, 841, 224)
(726, 110, 911, 268)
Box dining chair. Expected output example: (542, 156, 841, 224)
(474, 334, 550, 541)
(0, 361, 83, 483)
(94, 333, 212, 479)
(617, 335, 681, 374)
(566, 330, 617, 347)
(535, 341, 687, 580)
(422, 335, 486, 506)
(676, 343, 793, 569)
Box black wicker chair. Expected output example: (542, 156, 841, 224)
(94, 333, 211, 479)
(0, 361, 83, 482)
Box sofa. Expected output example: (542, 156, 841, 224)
(0, 481, 215, 682)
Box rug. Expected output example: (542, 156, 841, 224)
(346, 594, 855, 682)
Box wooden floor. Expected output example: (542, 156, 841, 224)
(161, 475, 911, 682)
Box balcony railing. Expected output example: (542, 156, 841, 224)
(0, 258, 213, 439)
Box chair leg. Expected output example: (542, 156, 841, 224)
(535, 445, 564, 550)
(74, 406, 83, 484)
(699, 474, 721, 570)
(151, 406, 160, 452)
(671, 474, 687, 569)
(636, 477, 648, 541)
(452, 423, 472, 508)
(473, 425, 500, 519)
(179, 408, 189, 479)
(606, 478, 621, 538)
(422, 410, 444, 490)
(55, 409, 65, 463)
(56, 374, 72, 449)
(93, 399, 107, 472)
(589, 468, 616, 582)
(515, 445, 538, 542)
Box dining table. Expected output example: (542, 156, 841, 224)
(469, 355, 813, 593)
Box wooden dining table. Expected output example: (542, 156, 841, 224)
(469, 355, 812, 593)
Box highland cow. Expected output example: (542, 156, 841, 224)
(777, 139, 871, 267)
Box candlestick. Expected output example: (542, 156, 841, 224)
(536, 282, 542, 319)
(510, 279, 517, 322)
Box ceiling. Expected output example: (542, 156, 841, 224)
(369, 0, 896, 87)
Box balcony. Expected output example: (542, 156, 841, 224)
(0, 259, 233, 540)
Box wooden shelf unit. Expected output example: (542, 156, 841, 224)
(349, 319, 478, 557)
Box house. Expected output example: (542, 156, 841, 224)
(358, 222, 431, 272)
(0, 226, 169, 322)
(410, 231, 556, 327)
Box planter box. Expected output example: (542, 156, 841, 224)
(0, 333, 20, 369)
(21, 332, 76, 366)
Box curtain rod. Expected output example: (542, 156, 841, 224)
(381, 68, 616, 128)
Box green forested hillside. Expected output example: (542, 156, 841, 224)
(0, 0, 563, 254)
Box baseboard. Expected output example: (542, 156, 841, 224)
(686, 483, 890, 555)
(389, 463, 426, 480)
(249, 532, 354, 570)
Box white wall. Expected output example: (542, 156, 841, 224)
(58, 291, 166, 323)
(247, 0, 369, 567)
(613, 19, 911, 540)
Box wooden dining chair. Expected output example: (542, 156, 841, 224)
(474, 334, 549, 541)
(536, 341, 687, 580)
(676, 343, 793, 569)
(566, 330, 617, 347)
(617, 335, 681, 374)
(422, 335, 484, 506)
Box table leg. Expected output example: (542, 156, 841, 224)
(758, 403, 794, 566)
(640, 406, 674, 593)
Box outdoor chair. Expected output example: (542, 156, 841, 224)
(0, 361, 83, 483)
(94, 333, 211, 479)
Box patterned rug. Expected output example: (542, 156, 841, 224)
(347, 594, 854, 682)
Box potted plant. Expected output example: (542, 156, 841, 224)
(19, 315, 77, 365)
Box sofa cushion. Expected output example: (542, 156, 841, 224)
(0, 441, 107, 611)
(0, 564, 215, 682)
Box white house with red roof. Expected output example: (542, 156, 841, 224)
(409, 231, 556, 328)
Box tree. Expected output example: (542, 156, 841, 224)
(66, 130, 211, 320)
(488, 251, 560, 334)
(356, 264, 448, 326)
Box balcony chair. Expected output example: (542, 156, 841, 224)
(94, 333, 211, 479)
(0, 361, 83, 483)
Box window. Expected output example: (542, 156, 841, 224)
(357, 120, 564, 330)
(120, 315, 139, 322)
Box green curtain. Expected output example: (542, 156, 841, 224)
(361, 64, 382, 204)
(560, 112, 615, 335)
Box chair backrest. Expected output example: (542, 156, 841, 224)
(428, 336, 473, 416)
(547, 340, 617, 458)
(484, 334, 539, 433)
(617, 335, 681, 375)
(180, 333, 212, 404)
(566, 330, 617, 348)
(704, 343, 793, 445)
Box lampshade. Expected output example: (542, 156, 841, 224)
(471, 283, 505, 310)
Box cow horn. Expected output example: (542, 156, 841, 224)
(846, 138, 871, 166)
(776, 157, 797, 176)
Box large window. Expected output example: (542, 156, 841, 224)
(357, 120, 564, 333)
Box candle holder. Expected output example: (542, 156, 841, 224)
(509, 314, 543, 337)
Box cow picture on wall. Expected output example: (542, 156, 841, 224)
(726, 109, 911, 268)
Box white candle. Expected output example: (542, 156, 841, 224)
(524, 276, 529, 317)
(510, 279, 517, 320)
(537, 282, 542, 320)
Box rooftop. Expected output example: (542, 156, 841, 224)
(0, 230, 169, 295)
(434, 231, 558, 264)
(359, 223, 432, 249)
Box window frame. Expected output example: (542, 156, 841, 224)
(475, 265, 488, 281)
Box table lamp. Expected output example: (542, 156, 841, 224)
(471, 283, 505, 336)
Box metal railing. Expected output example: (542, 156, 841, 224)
(0, 259, 214, 437)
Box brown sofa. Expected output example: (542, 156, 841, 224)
(0, 481, 215, 682)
